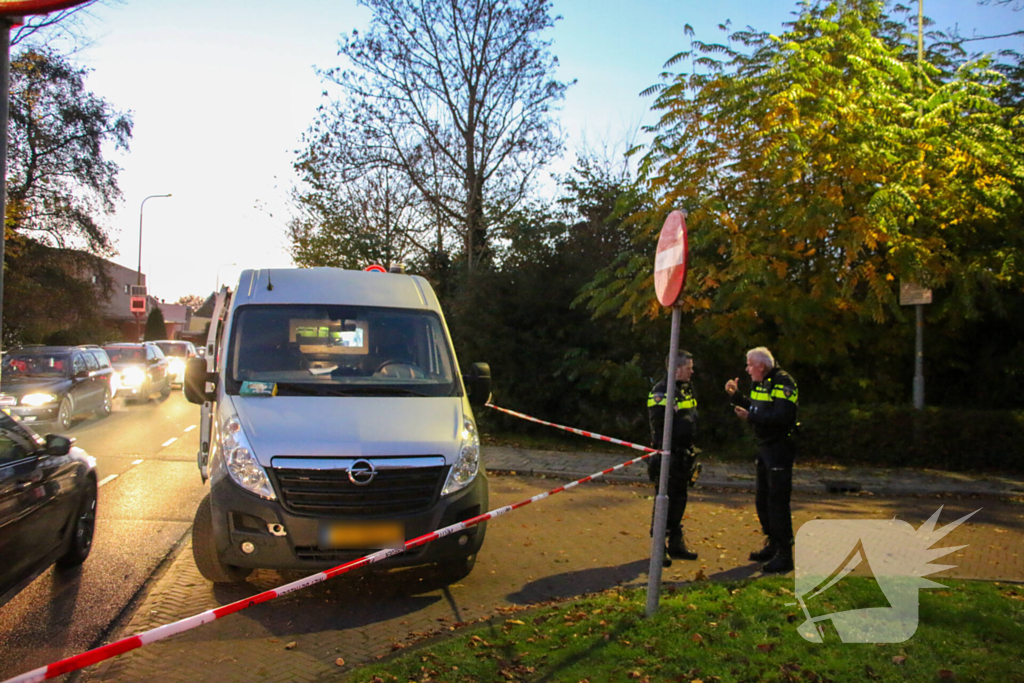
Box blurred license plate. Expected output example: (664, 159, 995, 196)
(320, 521, 404, 549)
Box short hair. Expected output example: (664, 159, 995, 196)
(746, 347, 775, 369)
(665, 350, 693, 368)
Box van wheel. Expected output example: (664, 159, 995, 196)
(437, 553, 477, 582)
(57, 480, 97, 567)
(192, 494, 252, 584)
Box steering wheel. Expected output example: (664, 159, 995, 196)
(373, 359, 427, 379)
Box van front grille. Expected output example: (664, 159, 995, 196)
(271, 465, 448, 517)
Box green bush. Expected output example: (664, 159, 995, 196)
(795, 404, 1024, 473)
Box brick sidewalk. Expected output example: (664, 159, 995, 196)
(80, 467, 1023, 683)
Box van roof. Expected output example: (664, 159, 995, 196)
(231, 268, 438, 310)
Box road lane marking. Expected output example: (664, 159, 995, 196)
(184, 425, 196, 433)
(161, 437, 178, 447)
(98, 474, 118, 487)
(132, 459, 143, 465)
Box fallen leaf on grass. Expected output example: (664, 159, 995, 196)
(756, 644, 775, 653)
(694, 569, 708, 581)
(938, 670, 955, 680)
(334, 658, 345, 666)
(691, 633, 704, 643)
(627, 672, 642, 679)
(892, 656, 907, 665)
(284, 641, 297, 650)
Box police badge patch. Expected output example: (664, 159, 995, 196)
(783, 386, 793, 398)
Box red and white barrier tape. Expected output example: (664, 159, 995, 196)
(485, 403, 660, 454)
(3, 406, 656, 683)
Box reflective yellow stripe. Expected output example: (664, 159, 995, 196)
(647, 396, 664, 407)
(770, 385, 799, 404)
(678, 398, 696, 409)
(750, 390, 771, 401)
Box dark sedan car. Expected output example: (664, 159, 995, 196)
(0, 346, 115, 431)
(103, 343, 172, 403)
(0, 411, 97, 606)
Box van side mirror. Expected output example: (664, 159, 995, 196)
(43, 434, 73, 456)
(184, 357, 217, 405)
(462, 362, 491, 408)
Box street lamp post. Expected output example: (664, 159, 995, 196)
(136, 193, 172, 339)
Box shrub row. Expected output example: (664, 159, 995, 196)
(791, 404, 1024, 473)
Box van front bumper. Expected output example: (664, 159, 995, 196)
(209, 472, 488, 571)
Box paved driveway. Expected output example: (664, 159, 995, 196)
(78, 474, 1022, 683)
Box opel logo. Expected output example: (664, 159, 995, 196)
(348, 459, 377, 486)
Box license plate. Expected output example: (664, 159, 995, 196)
(319, 521, 404, 549)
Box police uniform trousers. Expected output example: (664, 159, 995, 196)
(649, 450, 693, 540)
(755, 437, 795, 546)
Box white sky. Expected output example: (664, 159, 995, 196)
(59, 0, 1023, 304)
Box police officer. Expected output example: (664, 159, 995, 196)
(725, 346, 798, 573)
(648, 350, 699, 566)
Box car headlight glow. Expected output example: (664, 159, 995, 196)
(168, 359, 185, 376)
(220, 413, 275, 499)
(442, 416, 480, 496)
(120, 366, 145, 387)
(21, 393, 58, 406)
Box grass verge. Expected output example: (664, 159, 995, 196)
(344, 577, 1024, 683)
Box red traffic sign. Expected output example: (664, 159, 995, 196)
(364, 264, 387, 273)
(654, 210, 688, 307)
(129, 296, 146, 313)
(0, 0, 90, 17)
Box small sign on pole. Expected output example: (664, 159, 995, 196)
(129, 296, 147, 314)
(899, 281, 932, 306)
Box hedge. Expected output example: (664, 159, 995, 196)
(792, 404, 1024, 473)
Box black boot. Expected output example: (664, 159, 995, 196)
(749, 538, 778, 562)
(663, 551, 672, 568)
(668, 534, 698, 561)
(762, 545, 794, 574)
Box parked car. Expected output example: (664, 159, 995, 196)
(102, 343, 172, 403)
(153, 340, 198, 387)
(0, 411, 97, 606)
(0, 346, 115, 430)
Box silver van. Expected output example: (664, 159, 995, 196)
(184, 267, 490, 583)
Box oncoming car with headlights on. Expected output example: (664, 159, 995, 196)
(102, 343, 172, 403)
(0, 346, 115, 430)
(183, 267, 492, 584)
(153, 340, 198, 387)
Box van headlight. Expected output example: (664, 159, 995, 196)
(220, 413, 276, 499)
(442, 416, 480, 496)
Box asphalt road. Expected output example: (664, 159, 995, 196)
(0, 390, 207, 682)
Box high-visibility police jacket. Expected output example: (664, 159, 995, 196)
(648, 378, 697, 454)
(731, 366, 798, 444)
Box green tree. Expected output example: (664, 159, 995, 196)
(580, 0, 1024, 403)
(144, 307, 167, 341)
(302, 0, 570, 272)
(6, 48, 132, 252)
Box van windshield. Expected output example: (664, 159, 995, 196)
(226, 305, 458, 398)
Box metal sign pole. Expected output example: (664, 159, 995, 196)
(0, 21, 12, 387)
(913, 304, 924, 410)
(646, 304, 681, 617)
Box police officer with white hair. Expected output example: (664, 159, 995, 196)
(725, 347, 799, 573)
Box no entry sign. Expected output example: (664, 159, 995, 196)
(653, 210, 688, 307)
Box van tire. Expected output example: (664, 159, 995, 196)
(192, 494, 252, 584)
